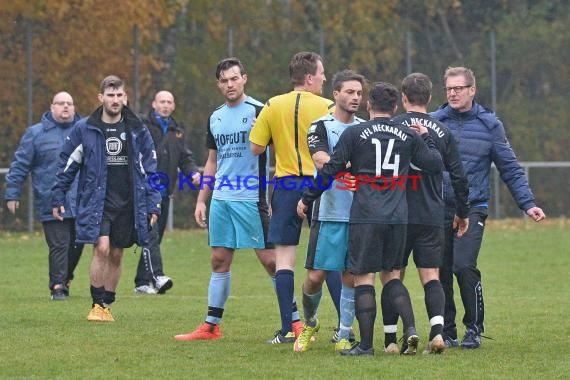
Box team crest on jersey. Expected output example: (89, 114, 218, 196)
(242, 117, 248, 124)
(106, 137, 122, 155)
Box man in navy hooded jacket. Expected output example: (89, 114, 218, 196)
(52, 76, 161, 322)
(133, 90, 200, 295)
(431, 66, 545, 349)
(5, 91, 84, 301)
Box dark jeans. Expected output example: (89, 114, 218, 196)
(440, 207, 488, 338)
(42, 219, 84, 290)
(135, 197, 169, 286)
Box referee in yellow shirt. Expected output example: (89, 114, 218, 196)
(250, 51, 335, 344)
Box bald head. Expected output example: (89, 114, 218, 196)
(152, 90, 175, 118)
(50, 92, 75, 123)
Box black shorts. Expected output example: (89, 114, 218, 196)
(348, 223, 407, 275)
(100, 209, 136, 248)
(267, 177, 312, 245)
(403, 224, 444, 268)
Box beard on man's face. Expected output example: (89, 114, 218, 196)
(104, 103, 123, 117)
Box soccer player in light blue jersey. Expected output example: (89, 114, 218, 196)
(175, 57, 301, 341)
(294, 70, 366, 352)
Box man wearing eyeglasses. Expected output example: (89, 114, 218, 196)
(5, 92, 84, 301)
(431, 66, 546, 349)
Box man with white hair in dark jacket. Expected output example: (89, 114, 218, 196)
(431, 66, 545, 349)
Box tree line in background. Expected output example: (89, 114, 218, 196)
(1, 1, 568, 227)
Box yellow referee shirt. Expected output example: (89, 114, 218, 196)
(249, 91, 334, 177)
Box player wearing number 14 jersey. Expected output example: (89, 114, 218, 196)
(299, 82, 443, 356)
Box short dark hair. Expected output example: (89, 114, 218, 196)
(99, 75, 124, 94)
(331, 70, 365, 92)
(401, 72, 432, 106)
(215, 57, 246, 80)
(369, 82, 398, 113)
(289, 51, 322, 87)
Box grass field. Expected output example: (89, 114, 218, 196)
(1, 219, 569, 379)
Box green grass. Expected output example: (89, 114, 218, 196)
(1, 219, 569, 379)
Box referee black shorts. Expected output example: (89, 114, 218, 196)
(267, 177, 312, 245)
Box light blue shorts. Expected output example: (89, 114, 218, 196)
(305, 220, 350, 271)
(208, 198, 271, 249)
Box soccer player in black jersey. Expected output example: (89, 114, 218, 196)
(299, 82, 443, 356)
(386, 73, 469, 354)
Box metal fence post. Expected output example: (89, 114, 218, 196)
(26, 20, 34, 233)
(167, 197, 174, 232)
